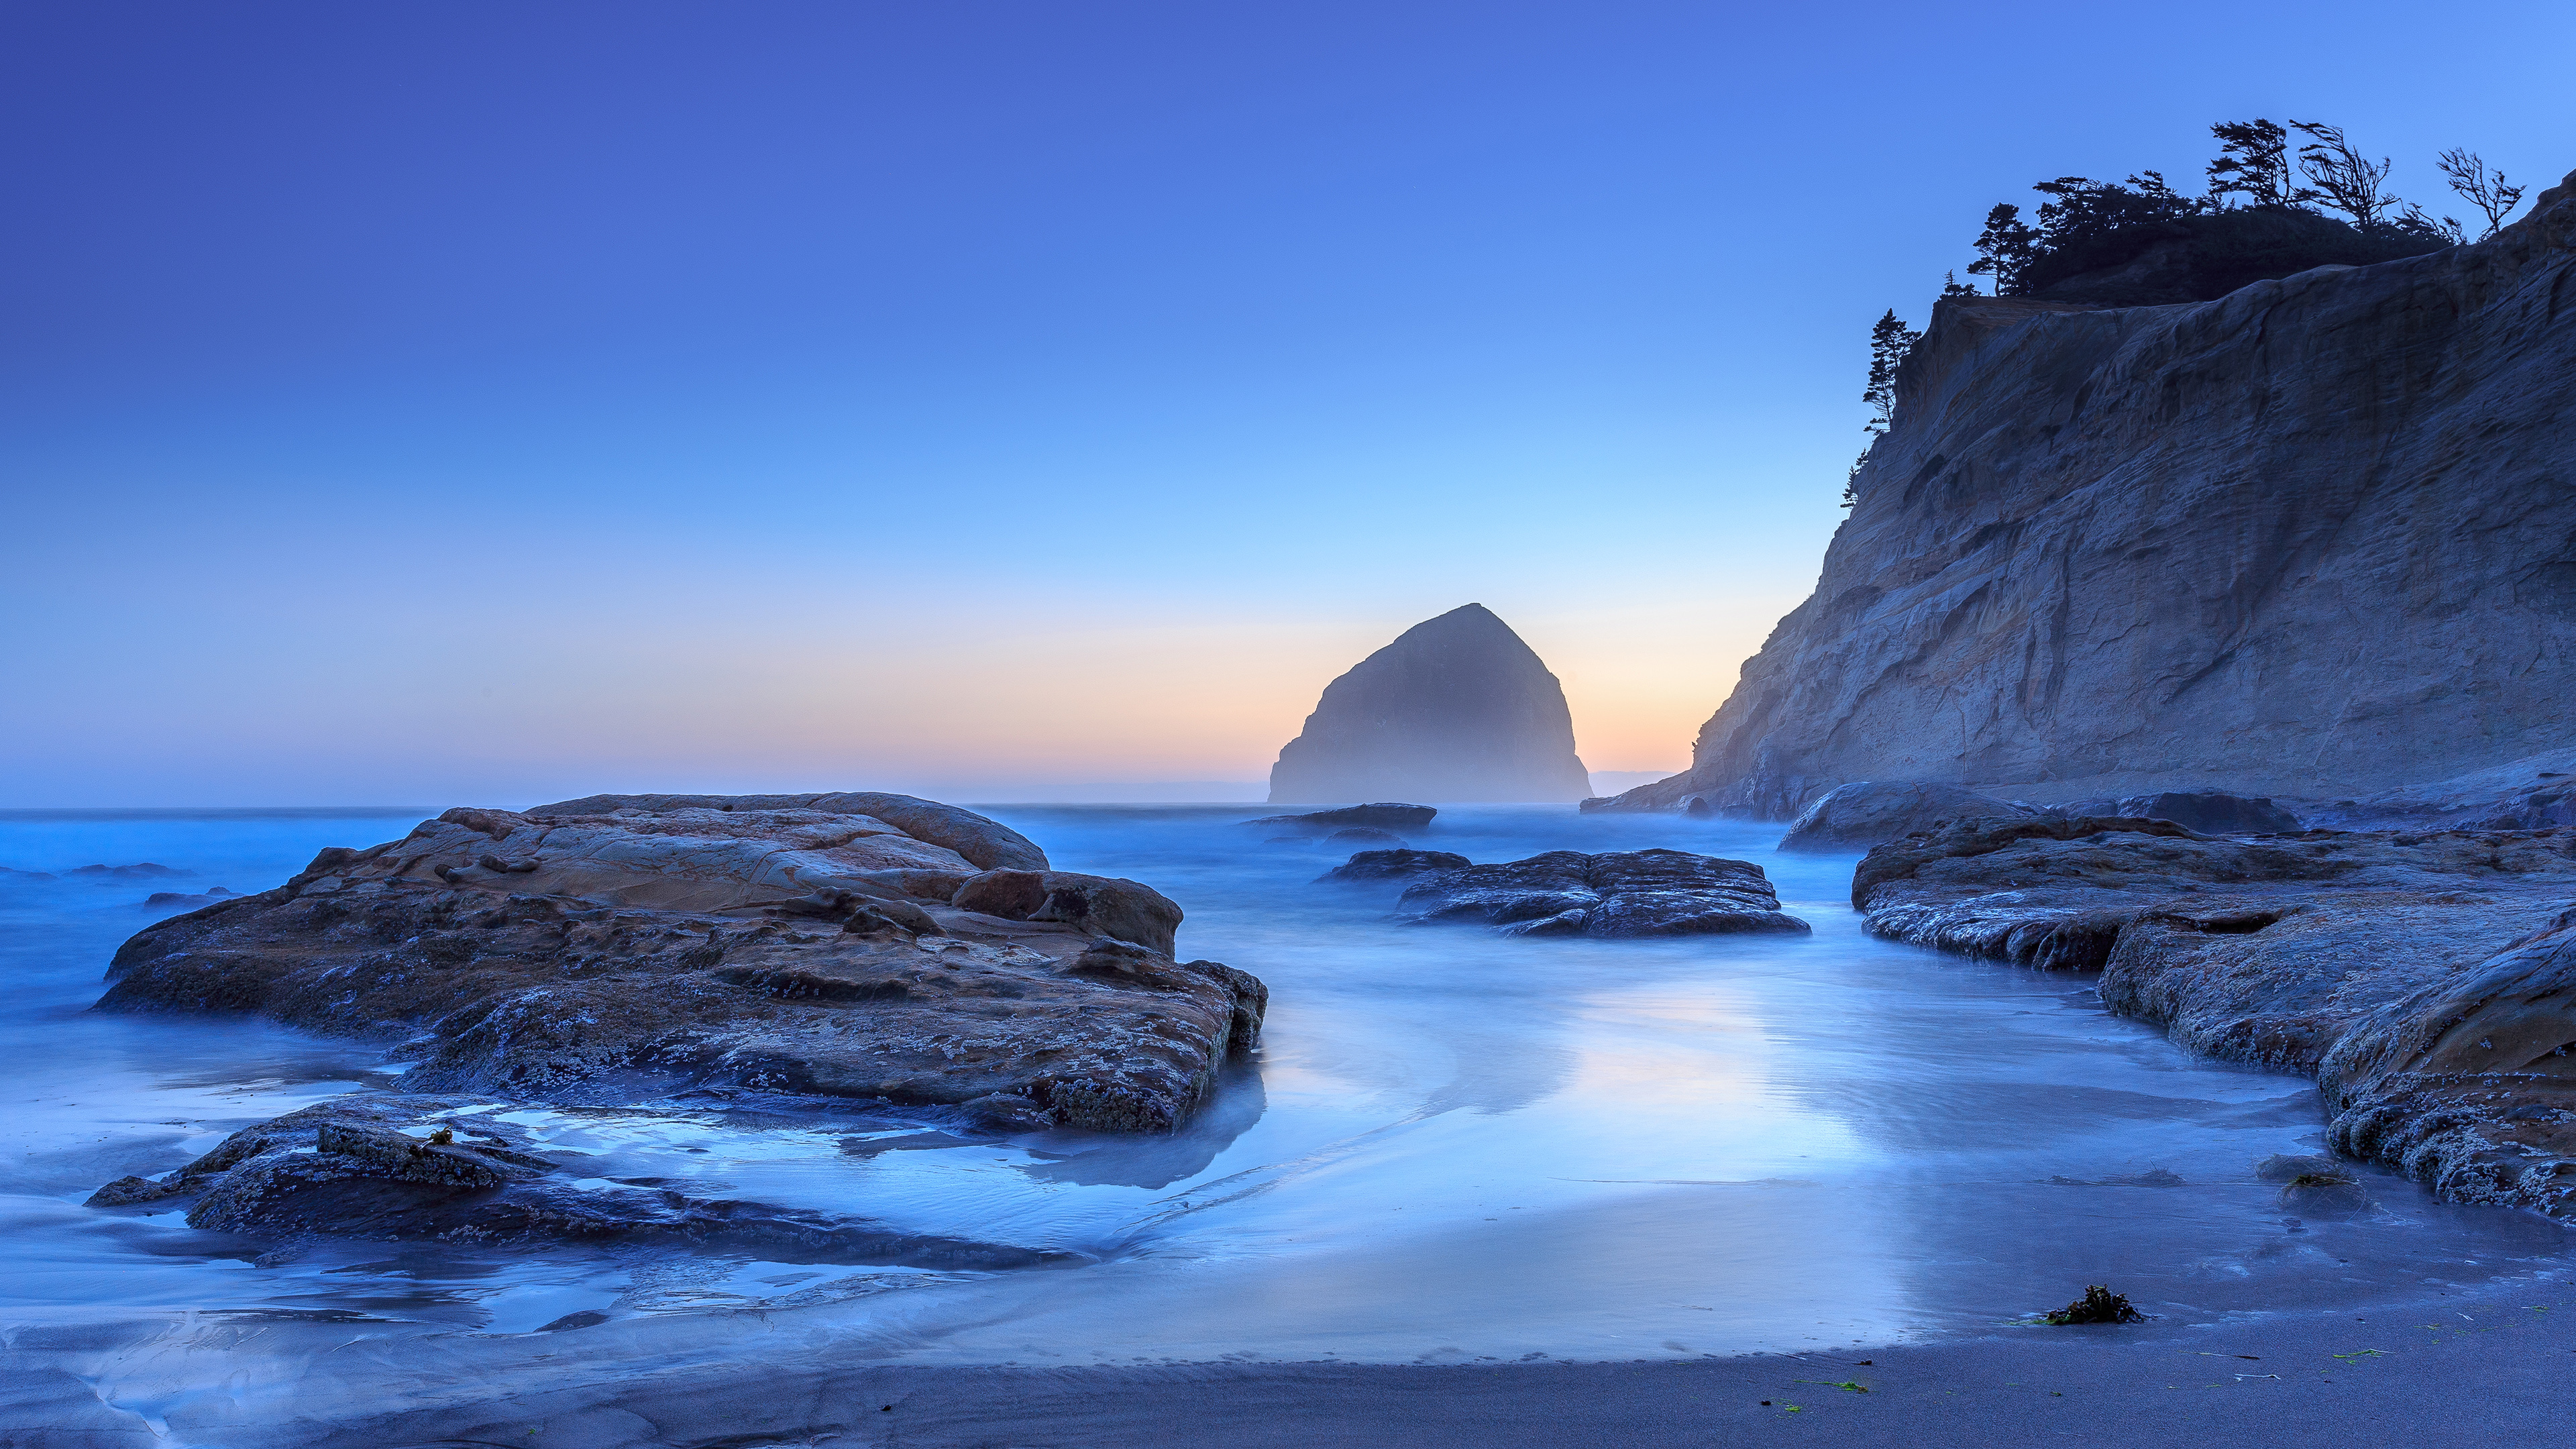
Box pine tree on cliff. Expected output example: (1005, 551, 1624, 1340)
(1863, 309, 1919, 434)
(1847, 309, 1922, 506)
(2206, 119, 2315, 209)
(1968, 203, 2040, 294)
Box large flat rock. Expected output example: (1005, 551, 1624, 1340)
(1395, 849, 1809, 938)
(97, 797, 1263, 1134)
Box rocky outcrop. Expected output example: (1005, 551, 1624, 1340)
(1315, 848, 1470, 882)
(1611, 166, 2576, 818)
(1395, 849, 1809, 938)
(2310, 746, 2576, 832)
(80, 1095, 1080, 1267)
(1776, 781, 2033, 852)
(96, 797, 1262, 1133)
(1246, 803, 1438, 831)
(1852, 817, 2576, 1215)
(2108, 792, 2300, 834)
(1269, 605, 1592, 804)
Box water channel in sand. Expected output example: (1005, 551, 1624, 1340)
(3, 803, 2567, 1390)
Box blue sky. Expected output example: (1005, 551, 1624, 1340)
(5, 0, 2569, 804)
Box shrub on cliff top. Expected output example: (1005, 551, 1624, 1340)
(1958, 119, 2516, 307)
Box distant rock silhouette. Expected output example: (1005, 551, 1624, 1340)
(1268, 604, 1592, 804)
(1244, 804, 1436, 831)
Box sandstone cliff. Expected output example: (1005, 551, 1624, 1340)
(1269, 603, 1593, 804)
(1615, 166, 2576, 816)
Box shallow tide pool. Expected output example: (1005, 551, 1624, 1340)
(3, 802, 2565, 1382)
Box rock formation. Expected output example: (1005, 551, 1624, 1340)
(1314, 848, 1470, 882)
(1269, 605, 1592, 804)
(1245, 803, 1437, 831)
(80, 1094, 1082, 1267)
(99, 796, 1263, 1133)
(1394, 849, 1809, 938)
(2110, 791, 2299, 835)
(1608, 166, 2576, 818)
(1775, 781, 2034, 852)
(1851, 816, 2576, 1215)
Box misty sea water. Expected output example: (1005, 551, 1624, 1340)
(2, 803, 2568, 1424)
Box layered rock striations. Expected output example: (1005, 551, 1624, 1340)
(1393, 849, 1809, 938)
(99, 796, 1263, 1134)
(1613, 166, 2576, 818)
(1269, 604, 1593, 804)
(1854, 817, 2576, 1214)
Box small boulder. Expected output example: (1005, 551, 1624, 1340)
(2113, 792, 2300, 835)
(1317, 849, 1472, 883)
(2253, 1152, 2344, 1183)
(85, 1175, 177, 1208)
(952, 869, 1183, 957)
(1777, 782, 2036, 853)
(535, 1310, 612, 1332)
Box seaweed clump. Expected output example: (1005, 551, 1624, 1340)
(2046, 1285, 2146, 1325)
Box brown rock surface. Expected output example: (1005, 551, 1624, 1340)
(1852, 817, 2576, 1214)
(95, 797, 1261, 1133)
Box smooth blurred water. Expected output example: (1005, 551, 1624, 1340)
(2, 803, 2567, 1372)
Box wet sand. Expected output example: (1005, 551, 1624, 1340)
(13, 1283, 2567, 1447)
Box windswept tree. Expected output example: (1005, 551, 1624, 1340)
(2438, 148, 2526, 237)
(1940, 270, 1981, 299)
(1967, 203, 2040, 294)
(2291, 121, 2398, 227)
(2206, 120, 2314, 209)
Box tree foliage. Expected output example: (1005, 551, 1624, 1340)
(1862, 309, 1920, 436)
(1964, 118, 2486, 302)
(1845, 309, 1923, 508)
(2206, 120, 2313, 209)
(2438, 148, 2526, 238)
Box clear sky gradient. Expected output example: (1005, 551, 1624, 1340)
(5, 1, 2568, 805)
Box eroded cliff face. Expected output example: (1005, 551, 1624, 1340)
(1621, 166, 2576, 817)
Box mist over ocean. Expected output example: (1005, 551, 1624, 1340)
(7, 804, 2559, 1394)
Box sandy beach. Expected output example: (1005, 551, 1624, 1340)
(11, 1279, 2567, 1447)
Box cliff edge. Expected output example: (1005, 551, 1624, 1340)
(1616, 165, 2576, 816)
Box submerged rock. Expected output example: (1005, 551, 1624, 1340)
(1851, 815, 2576, 1216)
(1396, 849, 1809, 938)
(1776, 782, 2034, 853)
(1314, 849, 1472, 883)
(1268, 604, 1592, 804)
(70, 863, 193, 879)
(97, 795, 1263, 1134)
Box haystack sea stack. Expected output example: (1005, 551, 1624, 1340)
(1270, 604, 1592, 804)
(1609, 166, 2576, 817)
